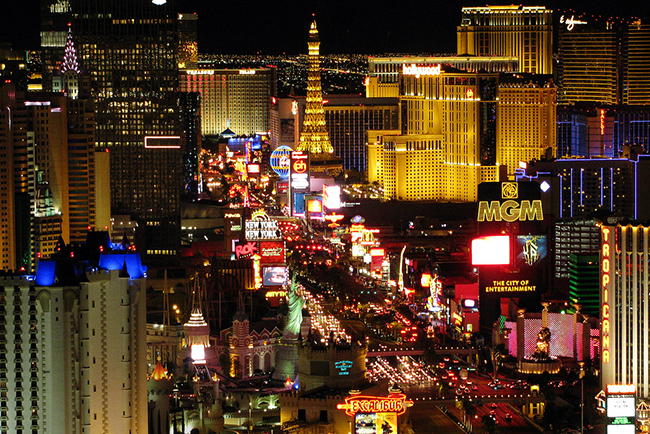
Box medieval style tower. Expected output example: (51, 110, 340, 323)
(298, 19, 343, 175)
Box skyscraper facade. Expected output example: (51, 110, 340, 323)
(179, 68, 276, 137)
(177, 92, 202, 195)
(497, 77, 556, 178)
(67, 0, 181, 257)
(623, 20, 650, 105)
(40, 0, 71, 91)
(518, 156, 650, 220)
(324, 98, 399, 172)
(282, 95, 399, 172)
(557, 18, 620, 104)
(178, 12, 198, 70)
(457, 5, 553, 75)
(0, 252, 149, 433)
(557, 16, 650, 105)
(367, 65, 501, 201)
(0, 83, 103, 272)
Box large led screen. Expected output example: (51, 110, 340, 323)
(472, 235, 510, 265)
(263, 266, 287, 286)
(516, 235, 547, 266)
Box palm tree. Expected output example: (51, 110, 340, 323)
(481, 414, 499, 434)
(456, 399, 477, 430)
(489, 346, 506, 380)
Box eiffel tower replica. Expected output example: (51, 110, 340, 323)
(297, 18, 343, 177)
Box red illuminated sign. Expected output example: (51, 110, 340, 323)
(607, 384, 636, 395)
(259, 241, 285, 264)
(324, 213, 345, 223)
(337, 393, 413, 417)
(290, 151, 310, 192)
(421, 273, 432, 288)
(247, 163, 261, 174)
(235, 241, 257, 260)
(466, 88, 474, 99)
(601, 226, 612, 364)
(471, 235, 510, 265)
(600, 109, 605, 136)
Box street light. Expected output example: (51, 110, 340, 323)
(579, 362, 585, 434)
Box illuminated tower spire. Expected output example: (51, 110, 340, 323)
(61, 25, 80, 74)
(298, 19, 334, 156)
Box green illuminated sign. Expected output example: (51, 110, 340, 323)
(612, 417, 633, 425)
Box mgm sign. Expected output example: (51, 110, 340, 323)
(477, 182, 543, 222)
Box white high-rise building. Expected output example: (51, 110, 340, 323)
(0, 255, 147, 433)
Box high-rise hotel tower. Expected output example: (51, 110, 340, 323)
(558, 15, 650, 105)
(44, 0, 182, 257)
(457, 5, 553, 75)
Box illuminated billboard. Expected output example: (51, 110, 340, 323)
(292, 192, 305, 216)
(354, 413, 396, 434)
(290, 151, 310, 192)
(323, 185, 341, 209)
(606, 397, 636, 418)
(471, 236, 510, 265)
(306, 197, 323, 219)
(516, 235, 547, 266)
(606, 384, 636, 434)
(234, 241, 257, 260)
(259, 241, 285, 264)
(245, 210, 282, 241)
(601, 226, 613, 365)
(477, 182, 544, 223)
(263, 266, 287, 286)
(606, 426, 635, 434)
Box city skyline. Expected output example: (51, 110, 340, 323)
(3, 0, 647, 55)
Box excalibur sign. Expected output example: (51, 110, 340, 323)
(337, 394, 413, 416)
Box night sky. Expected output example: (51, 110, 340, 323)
(1, 0, 647, 55)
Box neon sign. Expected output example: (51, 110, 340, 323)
(600, 109, 605, 135)
(239, 69, 256, 75)
(335, 360, 353, 375)
(402, 64, 441, 78)
(602, 226, 612, 364)
(560, 15, 587, 31)
(337, 393, 413, 416)
(186, 70, 214, 75)
(477, 200, 543, 222)
(235, 241, 257, 259)
(607, 384, 636, 395)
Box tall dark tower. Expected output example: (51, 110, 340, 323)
(65, 0, 181, 258)
(297, 19, 342, 175)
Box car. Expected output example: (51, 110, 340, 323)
(490, 403, 498, 409)
(456, 389, 463, 395)
(472, 385, 479, 391)
(504, 413, 512, 421)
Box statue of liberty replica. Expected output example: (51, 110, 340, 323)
(273, 274, 304, 382)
